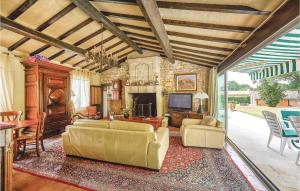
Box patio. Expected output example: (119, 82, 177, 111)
(228, 111, 300, 191)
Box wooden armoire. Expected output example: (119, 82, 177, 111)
(22, 59, 72, 137)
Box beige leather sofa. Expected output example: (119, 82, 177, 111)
(180, 117, 225, 149)
(62, 119, 169, 170)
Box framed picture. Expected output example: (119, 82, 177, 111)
(175, 73, 197, 91)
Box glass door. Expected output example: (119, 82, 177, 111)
(217, 72, 227, 124)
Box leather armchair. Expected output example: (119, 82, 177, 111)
(180, 117, 225, 149)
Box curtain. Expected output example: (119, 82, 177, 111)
(0, 53, 24, 112)
(71, 70, 91, 109)
(208, 67, 218, 117)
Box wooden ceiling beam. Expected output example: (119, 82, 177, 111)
(100, 11, 253, 33)
(218, 0, 300, 72)
(48, 50, 65, 60)
(172, 45, 227, 58)
(61, 54, 77, 64)
(116, 23, 152, 32)
(112, 45, 130, 55)
(72, 59, 85, 67)
(170, 39, 233, 52)
(137, 0, 174, 63)
(163, 19, 254, 33)
(7, 0, 38, 20)
(31, 18, 93, 55)
(136, 42, 161, 50)
(1, 17, 86, 55)
(8, 3, 76, 51)
(52, 27, 106, 61)
(174, 54, 217, 66)
(88, 0, 136, 5)
(101, 11, 145, 21)
(140, 47, 214, 68)
(172, 50, 222, 62)
(72, 0, 142, 53)
(156, 1, 270, 15)
(87, 35, 116, 51)
(105, 40, 123, 51)
(118, 49, 135, 59)
(167, 31, 241, 45)
(126, 31, 157, 41)
(131, 37, 160, 45)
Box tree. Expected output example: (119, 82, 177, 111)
(257, 79, 286, 107)
(273, 71, 300, 101)
(228, 81, 251, 91)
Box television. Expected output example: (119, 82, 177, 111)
(168, 93, 192, 111)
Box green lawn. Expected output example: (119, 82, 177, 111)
(235, 105, 300, 118)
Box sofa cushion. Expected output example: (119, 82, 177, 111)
(186, 124, 225, 133)
(110, 120, 154, 132)
(73, 119, 110, 129)
(182, 118, 201, 126)
(200, 116, 217, 127)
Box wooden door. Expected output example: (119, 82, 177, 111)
(90, 86, 102, 105)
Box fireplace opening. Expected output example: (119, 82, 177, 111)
(132, 93, 157, 117)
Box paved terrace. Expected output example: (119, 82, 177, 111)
(228, 111, 300, 191)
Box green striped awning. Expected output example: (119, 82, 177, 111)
(249, 59, 299, 80)
(232, 26, 300, 80)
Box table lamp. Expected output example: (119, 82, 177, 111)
(194, 91, 209, 114)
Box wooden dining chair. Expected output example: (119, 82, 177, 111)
(0, 111, 23, 121)
(16, 112, 47, 157)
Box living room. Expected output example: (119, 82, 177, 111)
(0, 0, 299, 191)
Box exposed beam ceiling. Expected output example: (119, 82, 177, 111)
(8, 3, 76, 51)
(86, 35, 116, 51)
(0, 16, 86, 55)
(218, 0, 300, 72)
(7, 0, 38, 20)
(31, 18, 93, 55)
(71, 0, 142, 53)
(137, 0, 174, 63)
(102, 11, 253, 33)
(156, 1, 270, 15)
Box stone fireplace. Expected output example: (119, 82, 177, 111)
(132, 93, 157, 117)
(124, 54, 164, 117)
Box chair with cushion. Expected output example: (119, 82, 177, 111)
(262, 111, 298, 155)
(288, 116, 300, 165)
(17, 112, 47, 157)
(180, 116, 225, 149)
(280, 109, 300, 129)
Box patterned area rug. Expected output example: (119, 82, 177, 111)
(14, 136, 254, 191)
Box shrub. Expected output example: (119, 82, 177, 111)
(257, 79, 285, 107)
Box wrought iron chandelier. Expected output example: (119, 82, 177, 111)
(85, 23, 118, 70)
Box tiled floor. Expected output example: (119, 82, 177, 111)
(228, 111, 300, 191)
(168, 126, 268, 191)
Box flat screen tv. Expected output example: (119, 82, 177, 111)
(168, 93, 192, 111)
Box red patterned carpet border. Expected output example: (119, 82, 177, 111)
(14, 136, 255, 191)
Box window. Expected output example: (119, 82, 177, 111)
(71, 70, 90, 109)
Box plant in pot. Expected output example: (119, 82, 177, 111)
(123, 109, 130, 119)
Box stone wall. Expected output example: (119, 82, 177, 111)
(98, 57, 210, 113)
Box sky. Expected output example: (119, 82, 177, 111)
(227, 71, 257, 88)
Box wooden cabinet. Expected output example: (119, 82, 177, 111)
(111, 80, 121, 101)
(170, 111, 203, 127)
(23, 60, 72, 137)
(90, 85, 102, 105)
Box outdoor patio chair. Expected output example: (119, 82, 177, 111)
(262, 111, 298, 155)
(280, 109, 300, 129)
(289, 116, 300, 165)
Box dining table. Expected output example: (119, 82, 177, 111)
(1, 120, 38, 160)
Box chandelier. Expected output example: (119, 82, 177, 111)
(85, 23, 118, 70)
